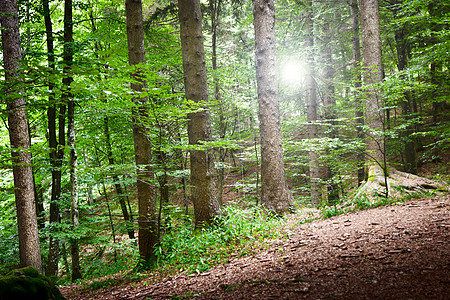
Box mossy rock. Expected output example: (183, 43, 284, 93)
(0, 266, 66, 300)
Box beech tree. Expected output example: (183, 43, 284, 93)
(125, 0, 158, 266)
(0, 0, 42, 273)
(43, 0, 65, 277)
(178, 0, 221, 227)
(61, 0, 82, 281)
(252, 0, 293, 213)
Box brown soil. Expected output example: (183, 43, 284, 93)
(61, 194, 450, 300)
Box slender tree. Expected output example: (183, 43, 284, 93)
(321, 18, 339, 203)
(304, 0, 320, 206)
(125, 0, 158, 266)
(178, 0, 221, 227)
(208, 0, 227, 206)
(428, 0, 447, 124)
(62, 0, 82, 281)
(87, 6, 135, 239)
(0, 0, 43, 273)
(392, 3, 417, 174)
(103, 116, 135, 239)
(43, 0, 66, 277)
(351, 0, 365, 185)
(252, 0, 293, 213)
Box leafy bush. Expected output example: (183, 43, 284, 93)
(156, 203, 285, 274)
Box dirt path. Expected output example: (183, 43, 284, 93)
(62, 195, 450, 299)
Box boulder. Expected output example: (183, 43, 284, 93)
(0, 266, 66, 300)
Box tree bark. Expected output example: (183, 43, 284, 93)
(351, 0, 365, 185)
(43, 0, 66, 277)
(125, 0, 158, 266)
(321, 20, 339, 203)
(359, 0, 385, 166)
(304, 0, 320, 206)
(209, 0, 227, 207)
(1, 0, 43, 273)
(252, 0, 293, 213)
(178, 0, 221, 227)
(355, 0, 447, 201)
(61, 0, 82, 281)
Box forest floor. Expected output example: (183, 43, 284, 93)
(61, 193, 450, 300)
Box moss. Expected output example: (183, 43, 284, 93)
(367, 164, 391, 182)
(14, 266, 40, 278)
(0, 266, 66, 300)
(367, 166, 377, 182)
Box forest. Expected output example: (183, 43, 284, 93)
(0, 0, 449, 298)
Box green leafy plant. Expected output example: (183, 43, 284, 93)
(320, 205, 344, 218)
(155, 203, 286, 274)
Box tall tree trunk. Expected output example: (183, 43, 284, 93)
(351, 0, 365, 185)
(393, 6, 417, 174)
(209, 0, 227, 207)
(62, 0, 82, 281)
(359, 0, 385, 167)
(68, 99, 82, 281)
(43, 0, 66, 277)
(252, 0, 293, 213)
(355, 0, 445, 200)
(178, 0, 221, 227)
(0, 0, 43, 273)
(125, 0, 158, 266)
(304, 0, 320, 206)
(322, 20, 339, 203)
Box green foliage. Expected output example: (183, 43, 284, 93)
(352, 194, 380, 210)
(156, 203, 285, 274)
(0, 178, 19, 275)
(56, 231, 138, 285)
(320, 205, 344, 218)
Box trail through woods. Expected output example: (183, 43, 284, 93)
(62, 194, 450, 299)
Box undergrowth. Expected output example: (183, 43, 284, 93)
(74, 202, 286, 290)
(70, 188, 445, 291)
(156, 203, 285, 274)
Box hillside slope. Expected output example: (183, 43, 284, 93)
(62, 194, 450, 299)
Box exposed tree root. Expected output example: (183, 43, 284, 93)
(354, 165, 448, 200)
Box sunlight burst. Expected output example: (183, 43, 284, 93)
(280, 59, 307, 88)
